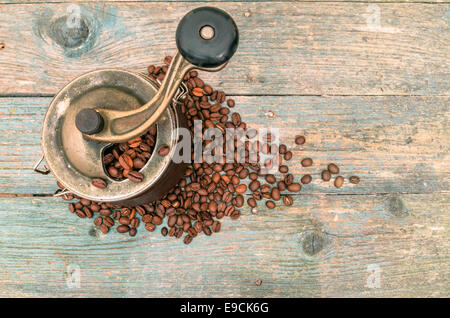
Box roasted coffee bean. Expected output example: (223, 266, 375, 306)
(227, 99, 235, 107)
(184, 235, 193, 244)
(334, 176, 344, 188)
(212, 221, 221, 233)
(235, 194, 244, 207)
(328, 163, 339, 174)
(284, 174, 294, 185)
(271, 188, 281, 201)
(103, 216, 114, 227)
(260, 184, 271, 193)
(117, 225, 130, 233)
(91, 178, 107, 189)
(266, 200, 276, 209)
(161, 227, 168, 236)
(100, 224, 109, 234)
(130, 218, 139, 228)
(119, 153, 133, 170)
(287, 183, 302, 192)
(247, 198, 257, 208)
(94, 217, 103, 226)
(157, 144, 170, 156)
(153, 216, 163, 225)
(127, 171, 144, 183)
(83, 207, 93, 218)
(235, 184, 247, 194)
(301, 174, 312, 184)
(249, 180, 260, 192)
(75, 209, 86, 218)
(295, 135, 306, 145)
(283, 195, 293, 206)
(277, 181, 286, 191)
(284, 151, 293, 161)
(119, 216, 130, 225)
(129, 228, 137, 237)
(279, 165, 289, 173)
(133, 158, 146, 169)
(301, 158, 313, 167)
(265, 174, 276, 184)
(145, 223, 156, 232)
(99, 209, 111, 217)
(321, 170, 331, 181)
(349, 176, 360, 184)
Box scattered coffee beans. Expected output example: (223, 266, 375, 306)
(59, 56, 360, 245)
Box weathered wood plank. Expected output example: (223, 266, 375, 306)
(0, 194, 447, 297)
(0, 2, 448, 95)
(1, 0, 445, 4)
(1, 95, 448, 194)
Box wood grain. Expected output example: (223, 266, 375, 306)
(1, 0, 445, 3)
(0, 194, 447, 297)
(0, 2, 448, 96)
(0, 0, 448, 298)
(1, 95, 448, 195)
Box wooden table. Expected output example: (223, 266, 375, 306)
(0, 1, 448, 298)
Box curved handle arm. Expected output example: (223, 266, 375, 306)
(77, 7, 238, 143)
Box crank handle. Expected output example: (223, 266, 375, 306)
(76, 7, 239, 143)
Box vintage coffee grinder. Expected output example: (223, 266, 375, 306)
(35, 7, 239, 205)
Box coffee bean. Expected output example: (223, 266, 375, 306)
(127, 171, 144, 183)
(235, 184, 247, 194)
(265, 174, 276, 184)
(192, 87, 204, 97)
(283, 195, 293, 206)
(161, 227, 168, 236)
(301, 174, 312, 184)
(119, 153, 133, 170)
(100, 224, 109, 234)
(295, 135, 305, 145)
(145, 223, 156, 232)
(271, 188, 281, 201)
(287, 183, 302, 192)
(301, 158, 313, 167)
(227, 99, 235, 107)
(266, 200, 275, 209)
(94, 217, 103, 226)
(349, 176, 360, 184)
(91, 178, 107, 189)
(279, 165, 289, 173)
(284, 174, 294, 185)
(321, 170, 331, 182)
(334, 176, 344, 188)
(328, 163, 339, 174)
(157, 144, 170, 156)
(212, 221, 221, 233)
(117, 225, 130, 233)
(249, 180, 260, 192)
(119, 216, 130, 225)
(247, 198, 257, 208)
(284, 151, 293, 161)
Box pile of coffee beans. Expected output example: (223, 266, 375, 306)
(58, 56, 360, 244)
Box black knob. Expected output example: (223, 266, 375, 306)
(176, 7, 239, 68)
(75, 109, 104, 135)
